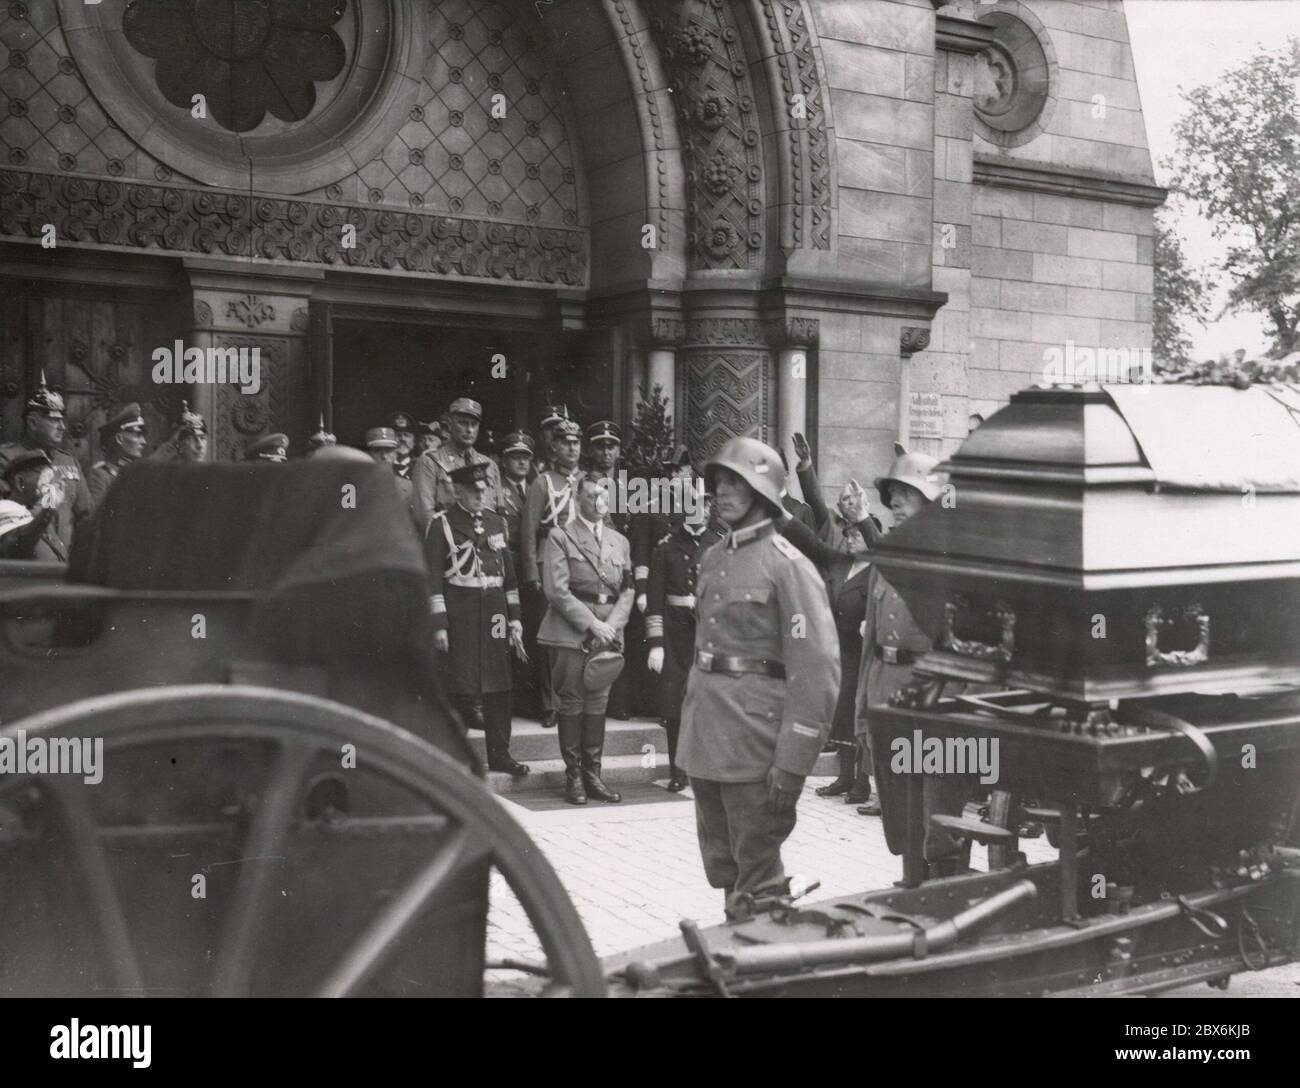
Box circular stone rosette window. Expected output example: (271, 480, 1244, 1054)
(58, 0, 429, 194)
(973, 7, 1057, 149)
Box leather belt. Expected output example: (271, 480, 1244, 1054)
(667, 594, 695, 608)
(575, 592, 614, 606)
(695, 651, 785, 679)
(447, 574, 504, 589)
(874, 645, 917, 665)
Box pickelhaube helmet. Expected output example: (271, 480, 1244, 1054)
(25, 370, 65, 419)
(177, 400, 207, 437)
(553, 418, 582, 440)
(704, 436, 786, 514)
(305, 414, 336, 453)
(874, 442, 942, 504)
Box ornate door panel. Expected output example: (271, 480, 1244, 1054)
(0, 286, 181, 469)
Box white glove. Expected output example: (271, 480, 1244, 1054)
(647, 646, 664, 673)
(635, 593, 647, 614)
(433, 630, 449, 653)
(508, 619, 524, 641)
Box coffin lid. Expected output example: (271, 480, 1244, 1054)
(875, 383, 1300, 586)
(953, 383, 1300, 492)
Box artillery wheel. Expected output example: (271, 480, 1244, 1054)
(0, 684, 604, 997)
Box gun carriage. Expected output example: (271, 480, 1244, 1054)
(607, 384, 1300, 997)
(0, 460, 603, 997)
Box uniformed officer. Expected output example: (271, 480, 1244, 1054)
(389, 410, 418, 479)
(679, 437, 839, 921)
(413, 397, 501, 528)
(0, 449, 65, 561)
(366, 427, 416, 526)
(632, 444, 695, 601)
(245, 433, 289, 462)
(585, 420, 643, 719)
(0, 371, 93, 553)
(151, 400, 208, 463)
(645, 491, 725, 791)
(304, 415, 337, 456)
(497, 431, 538, 716)
(86, 402, 148, 506)
(537, 471, 635, 805)
(853, 444, 968, 873)
(426, 462, 528, 777)
(418, 420, 444, 456)
(521, 416, 582, 729)
(535, 404, 570, 473)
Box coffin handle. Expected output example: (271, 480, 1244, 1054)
(1144, 604, 1211, 668)
(942, 596, 1015, 664)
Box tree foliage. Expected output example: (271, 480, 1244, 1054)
(621, 384, 676, 480)
(1152, 210, 1211, 366)
(1167, 40, 1300, 354)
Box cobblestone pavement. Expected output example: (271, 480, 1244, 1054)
(485, 776, 1299, 998)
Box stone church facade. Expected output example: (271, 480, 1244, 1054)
(0, 0, 1163, 499)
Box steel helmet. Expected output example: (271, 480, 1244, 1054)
(875, 442, 942, 504)
(705, 436, 786, 513)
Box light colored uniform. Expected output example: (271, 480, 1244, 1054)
(412, 444, 500, 529)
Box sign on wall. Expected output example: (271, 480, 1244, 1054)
(908, 391, 945, 440)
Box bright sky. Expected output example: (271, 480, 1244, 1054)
(1125, 0, 1300, 358)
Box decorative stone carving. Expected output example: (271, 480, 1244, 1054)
(290, 307, 310, 332)
(685, 318, 768, 347)
(217, 335, 289, 461)
(764, 316, 819, 348)
(0, 171, 588, 287)
(758, 0, 832, 250)
(611, 0, 671, 248)
(122, 0, 348, 134)
(901, 327, 932, 358)
(193, 299, 213, 327)
(648, 318, 687, 347)
(686, 350, 770, 460)
(647, 0, 763, 270)
(226, 295, 276, 328)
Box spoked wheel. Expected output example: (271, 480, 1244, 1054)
(0, 685, 604, 997)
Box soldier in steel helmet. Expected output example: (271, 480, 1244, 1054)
(0, 371, 94, 553)
(854, 443, 969, 875)
(537, 470, 635, 805)
(679, 436, 839, 921)
(86, 402, 149, 506)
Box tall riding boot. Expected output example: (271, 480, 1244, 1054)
(484, 692, 528, 777)
(558, 713, 586, 805)
(663, 717, 687, 792)
(815, 745, 855, 797)
(580, 713, 622, 803)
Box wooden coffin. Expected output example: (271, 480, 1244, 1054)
(871, 384, 1300, 704)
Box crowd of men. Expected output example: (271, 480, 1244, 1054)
(0, 371, 969, 921)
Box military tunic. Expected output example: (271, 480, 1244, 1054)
(520, 467, 579, 581)
(678, 519, 839, 782)
(413, 444, 501, 529)
(538, 517, 634, 714)
(854, 565, 968, 863)
(86, 458, 125, 507)
(498, 475, 529, 556)
(645, 520, 724, 720)
(0, 441, 93, 555)
(425, 504, 520, 697)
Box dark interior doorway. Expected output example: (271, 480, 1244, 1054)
(331, 319, 541, 450)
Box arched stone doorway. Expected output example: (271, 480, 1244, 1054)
(1, 0, 940, 470)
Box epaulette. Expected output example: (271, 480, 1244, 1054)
(771, 535, 801, 560)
